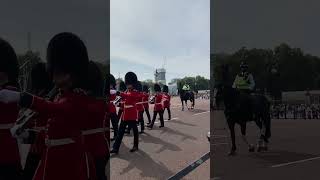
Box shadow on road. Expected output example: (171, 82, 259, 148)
(111, 144, 174, 179)
(159, 126, 198, 142)
(140, 132, 182, 153)
(169, 119, 197, 127)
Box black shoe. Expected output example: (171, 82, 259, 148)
(159, 125, 164, 128)
(130, 147, 138, 152)
(111, 137, 115, 141)
(125, 130, 130, 134)
(168, 118, 171, 120)
(139, 131, 144, 134)
(110, 149, 119, 154)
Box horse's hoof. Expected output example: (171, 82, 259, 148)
(257, 146, 263, 152)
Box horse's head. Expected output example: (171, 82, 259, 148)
(214, 84, 238, 109)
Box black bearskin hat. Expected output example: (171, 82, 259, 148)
(46, 32, 89, 88)
(143, 85, 149, 93)
(119, 81, 126, 92)
(31, 62, 52, 92)
(86, 61, 103, 97)
(109, 74, 116, 88)
(154, 83, 161, 92)
(0, 38, 19, 86)
(162, 85, 169, 93)
(124, 71, 137, 85)
(135, 81, 142, 92)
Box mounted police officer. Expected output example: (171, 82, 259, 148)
(232, 61, 255, 94)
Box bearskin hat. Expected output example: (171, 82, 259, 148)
(162, 85, 169, 93)
(109, 74, 116, 88)
(46, 32, 89, 88)
(154, 83, 161, 92)
(86, 61, 103, 97)
(119, 81, 126, 92)
(143, 85, 149, 93)
(124, 71, 137, 85)
(135, 81, 142, 92)
(0, 38, 19, 86)
(31, 62, 52, 92)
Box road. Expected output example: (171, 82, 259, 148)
(212, 110, 320, 180)
(110, 97, 210, 180)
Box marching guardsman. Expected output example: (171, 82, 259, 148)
(23, 62, 54, 180)
(0, 32, 92, 179)
(142, 85, 151, 124)
(162, 85, 171, 120)
(110, 72, 140, 154)
(108, 74, 118, 141)
(0, 38, 22, 179)
(147, 84, 164, 129)
(117, 81, 126, 122)
(83, 61, 109, 180)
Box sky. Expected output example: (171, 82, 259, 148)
(212, 0, 320, 56)
(0, 0, 109, 63)
(111, 0, 210, 83)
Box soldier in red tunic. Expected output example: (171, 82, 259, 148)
(116, 81, 126, 123)
(23, 62, 55, 180)
(0, 38, 22, 179)
(147, 84, 164, 129)
(108, 74, 118, 141)
(142, 85, 151, 124)
(110, 72, 140, 154)
(83, 61, 109, 180)
(0, 32, 92, 180)
(162, 85, 171, 120)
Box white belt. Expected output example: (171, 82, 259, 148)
(0, 123, 14, 130)
(124, 105, 134, 108)
(81, 128, 109, 135)
(45, 138, 75, 147)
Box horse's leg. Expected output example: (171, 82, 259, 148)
(240, 122, 255, 152)
(185, 100, 189, 110)
(181, 99, 184, 111)
(227, 121, 236, 156)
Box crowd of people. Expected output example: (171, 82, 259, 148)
(0, 32, 173, 180)
(271, 103, 320, 119)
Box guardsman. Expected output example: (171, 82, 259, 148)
(147, 84, 164, 129)
(83, 61, 109, 180)
(162, 85, 171, 120)
(108, 74, 118, 141)
(0, 32, 92, 179)
(110, 72, 140, 154)
(0, 38, 22, 179)
(23, 62, 54, 180)
(142, 85, 151, 124)
(117, 81, 126, 123)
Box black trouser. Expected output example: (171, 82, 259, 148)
(117, 109, 123, 122)
(0, 164, 22, 180)
(149, 110, 164, 128)
(144, 107, 151, 123)
(164, 107, 171, 119)
(113, 120, 139, 151)
(128, 111, 145, 132)
(95, 157, 108, 180)
(110, 113, 118, 138)
(23, 152, 41, 180)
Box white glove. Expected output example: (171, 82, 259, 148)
(110, 89, 117, 95)
(0, 89, 20, 103)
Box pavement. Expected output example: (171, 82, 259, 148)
(110, 97, 210, 180)
(211, 110, 320, 180)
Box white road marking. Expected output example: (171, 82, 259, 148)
(193, 111, 210, 116)
(154, 117, 179, 124)
(271, 156, 320, 168)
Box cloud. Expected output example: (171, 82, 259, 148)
(111, 0, 210, 81)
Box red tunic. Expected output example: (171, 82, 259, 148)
(142, 92, 149, 109)
(136, 92, 144, 112)
(154, 93, 164, 111)
(0, 86, 21, 166)
(120, 90, 140, 121)
(30, 91, 88, 180)
(162, 93, 171, 108)
(82, 97, 109, 159)
(28, 113, 48, 155)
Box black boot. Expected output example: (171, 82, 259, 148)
(130, 146, 138, 152)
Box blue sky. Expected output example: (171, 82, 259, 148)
(110, 0, 210, 82)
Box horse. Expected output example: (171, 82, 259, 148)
(178, 89, 195, 111)
(215, 84, 271, 156)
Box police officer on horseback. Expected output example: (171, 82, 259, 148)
(232, 61, 255, 94)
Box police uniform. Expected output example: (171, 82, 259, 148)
(0, 38, 22, 179)
(111, 72, 140, 154)
(148, 84, 164, 129)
